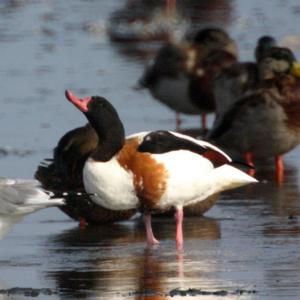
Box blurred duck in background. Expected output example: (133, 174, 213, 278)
(213, 35, 278, 118)
(138, 27, 238, 131)
(255, 35, 278, 62)
(207, 45, 300, 184)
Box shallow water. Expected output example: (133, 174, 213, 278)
(1, 0, 300, 299)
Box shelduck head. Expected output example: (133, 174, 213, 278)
(65, 90, 126, 163)
(65, 90, 125, 141)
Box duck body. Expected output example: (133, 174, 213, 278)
(145, 73, 201, 115)
(213, 62, 259, 117)
(36, 124, 219, 223)
(138, 28, 238, 129)
(83, 131, 243, 212)
(212, 36, 278, 119)
(65, 90, 257, 248)
(139, 43, 201, 115)
(209, 87, 300, 159)
(189, 49, 238, 115)
(209, 46, 300, 160)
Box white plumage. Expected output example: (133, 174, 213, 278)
(84, 131, 256, 212)
(0, 178, 64, 239)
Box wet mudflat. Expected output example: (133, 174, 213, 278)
(0, 0, 300, 299)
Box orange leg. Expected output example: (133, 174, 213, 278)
(144, 213, 159, 246)
(275, 155, 284, 185)
(79, 217, 88, 229)
(175, 208, 184, 249)
(245, 151, 254, 166)
(245, 152, 256, 176)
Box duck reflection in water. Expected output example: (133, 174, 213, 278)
(43, 217, 220, 299)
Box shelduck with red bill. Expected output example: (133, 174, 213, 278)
(65, 90, 257, 248)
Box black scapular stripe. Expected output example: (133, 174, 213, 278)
(137, 131, 230, 167)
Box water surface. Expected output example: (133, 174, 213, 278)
(1, 1, 300, 299)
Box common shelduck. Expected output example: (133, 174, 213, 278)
(36, 122, 221, 222)
(208, 46, 300, 183)
(0, 178, 64, 239)
(65, 90, 257, 248)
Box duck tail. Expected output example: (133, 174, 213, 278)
(213, 164, 258, 191)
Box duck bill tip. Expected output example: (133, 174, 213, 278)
(64, 90, 91, 112)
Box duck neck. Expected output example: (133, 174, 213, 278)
(86, 113, 125, 162)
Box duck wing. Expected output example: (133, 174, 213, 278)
(137, 130, 231, 167)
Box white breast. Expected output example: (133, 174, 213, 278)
(83, 157, 139, 210)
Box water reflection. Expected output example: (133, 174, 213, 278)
(226, 160, 300, 217)
(43, 217, 220, 299)
(0, 0, 300, 298)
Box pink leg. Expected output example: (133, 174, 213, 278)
(201, 113, 207, 130)
(176, 112, 182, 131)
(275, 155, 284, 185)
(144, 213, 159, 246)
(175, 208, 184, 249)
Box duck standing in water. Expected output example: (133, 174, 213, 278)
(138, 27, 237, 131)
(65, 90, 257, 248)
(208, 46, 300, 183)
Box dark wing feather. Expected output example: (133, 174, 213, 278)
(138, 130, 230, 167)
